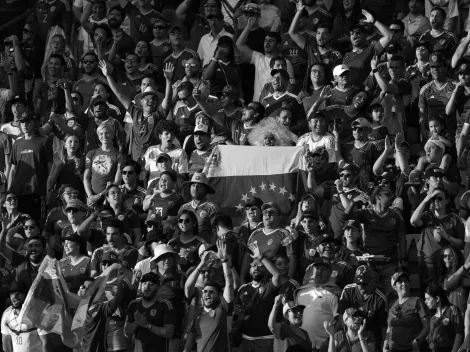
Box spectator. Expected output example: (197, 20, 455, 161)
(59, 233, 90, 293)
(297, 110, 335, 162)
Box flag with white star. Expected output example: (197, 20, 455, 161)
(203, 145, 308, 223)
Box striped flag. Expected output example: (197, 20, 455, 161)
(19, 256, 110, 348)
(204, 145, 307, 223)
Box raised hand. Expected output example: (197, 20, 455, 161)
(217, 237, 228, 261)
(98, 60, 113, 77)
(163, 62, 174, 81)
(362, 9, 375, 23)
(358, 318, 367, 340)
(248, 241, 262, 260)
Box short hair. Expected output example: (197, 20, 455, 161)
(276, 107, 293, 117)
(160, 170, 177, 182)
(251, 102, 265, 121)
(82, 51, 99, 62)
(94, 23, 113, 39)
(27, 234, 46, 247)
(344, 89, 365, 106)
(269, 56, 286, 68)
(214, 214, 233, 229)
(179, 210, 199, 235)
(49, 53, 65, 66)
(316, 22, 332, 32)
(108, 5, 126, 19)
(93, 82, 112, 94)
(266, 31, 281, 44)
(177, 81, 194, 93)
(120, 159, 141, 174)
(389, 55, 405, 67)
(105, 218, 125, 234)
(157, 120, 179, 136)
(203, 281, 223, 293)
(369, 185, 392, 204)
(431, 6, 447, 19)
(142, 74, 157, 84)
(57, 184, 78, 196)
(390, 20, 405, 32)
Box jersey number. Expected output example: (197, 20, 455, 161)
(15, 336, 22, 345)
(43, 14, 48, 23)
(154, 207, 163, 216)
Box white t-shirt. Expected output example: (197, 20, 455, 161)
(1, 306, 47, 352)
(296, 132, 336, 162)
(250, 51, 293, 102)
(143, 145, 189, 184)
(0, 122, 21, 140)
(296, 286, 338, 346)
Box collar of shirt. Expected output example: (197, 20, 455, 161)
(209, 28, 229, 42)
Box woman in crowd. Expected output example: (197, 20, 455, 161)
(335, 219, 364, 267)
(0, 191, 30, 230)
(59, 233, 91, 293)
(425, 283, 464, 352)
(135, 40, 157, 75)
(5, 218, 42, 257)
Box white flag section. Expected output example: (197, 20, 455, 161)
(204, 145, 308, 222)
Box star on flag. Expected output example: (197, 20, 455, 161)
(241, 194, 249, 202)
(235, 203, 244, 212)
(279, 187, 287, 195)
(260, 182, 267, 191)
(250, 187, 257, 195)
(269, 183, 276, 191)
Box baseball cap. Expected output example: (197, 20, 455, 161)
(354, 265, 376, 284)
(458, 61, 470, 75)
(349, 23, 367, 33)
(90, 96, 108, 107)
(194, 123, 210, 135)
(156, 153, 172, 163)
(282, 301, 306, 317)
(424, 165, 444, 179)
(300, 210, 318, 221)
(424, 138, 445, 151)
(387, 41, 402, 54)
(245, 197, 263, 208)
(141, 272, 160, 284)
(343, 307, 365, 322)
(217, 35, 233, 47)
(339, 163, 360, 174)
(271, 69, 290, 80)
(261, 202, 281, 214)
(307, 110, 327, 121)
(145, 229, 166, 247)
(243, 3, 261, 14)
(101, 251, 118, 263)
(416, 40, 432, 52)
(310, 147, 328, 158)
(198, 243, 218, 257)
(169, 25, 183, 33)
(343, 219, 361, 232)
(145, 212, 162, 224)
(311, 256, 332, 267)
(333, 64, 350, 76)
(314, 234, 335, 246)
(18, 111, 37, 123)
(376, 171, 395, 184)
(391, 270, 409, 286)
(429, 52, 446, 67)
(216, 85, 240, 101)
(153, 17, 170, 28)
(65, 199, 88, 212)
(11, 95, 26, 105)
(351, 117, 372, 130)
(8, 281, 27, 294)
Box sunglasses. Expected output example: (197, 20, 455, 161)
(79, 285, 90, 290)
(378, 179, 390, 185)
(245, 206, 258, 211)
(202, 289, 216, 294)
(340, 173, 352, 178)
(433, 196, 444, 201)
(22, 28, 31, 34)
(5, 197, 17, 202)
(250, 263, 264, 268)
(263, 211, 276, 217)
(122, 170, 135, 175)
(179, 218, 191, 223)
(83, 60, 96, 64)
(311, 69, 324, 74)
(63, 191, 79, 197)
(184, 63, 197, 68)
(66, 208, 81, 213)
(350, 30, 362, 36)
(24, 225, 36, 230)
(154, 25, 167, 30)
(352, 127, 364, 132)
(390, 28, 402, 33)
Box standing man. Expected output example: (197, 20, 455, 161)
(73, 52, 107, 108)
(236, 17, 293, 102)
(197, 12, 233, 65)
(100, 60, 174, 161)
(8, 112, 52, 220)
(419, 7, 457, 59)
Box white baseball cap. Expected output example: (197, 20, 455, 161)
(333, 64, 350, 76)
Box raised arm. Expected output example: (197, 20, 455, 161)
(288, 0, 307, 49)
(98, 60, 131, 110)
(236, 17, 256, 61)
(248, 242, 280, 287)
(362, 10, 393, 49)
(373, 135, 393, 175)
(217, 238, 234, 303)
(184, 251, 211, 298)
(161, 63, 174, 111)
(410, 190, 435, 228)
(452, 31, 470, 68)
(175, 0, 192, 21)
(371, 57, 399, 94)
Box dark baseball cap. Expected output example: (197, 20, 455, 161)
(300, 210, 319, 221)
(18, 110, 37, 123)
(271, 69, 289, 80)
(429, 52, 446, 67)
(416, 40, 432, 52)
(349, 23, 367, 33)
(245, 197, 263, 208)
(141, 272, 160, 284)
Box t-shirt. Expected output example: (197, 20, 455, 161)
(261, 92, 305, 131)
(188, 149, 213, 177)
(44, 206, 69, 239)
(322, 105, 357, 144)
(59, 256, 91, 293)
(150, 192, 185, 219)
(144, 145, 189, 183)
(234, 280, 279, 338)
(342, 140, 384, 169)
(429, 305, 464, 350)
(342, 42, 384, 87)
(1, 306, 47, 352)
(333, 329, 376, 352)
(296, 132, 336, 162)
(419, 30, 458, 59)
(190, 299, 230, 352)
(127, 103, 168, 161)
(280, 32, 311, 79)
(163, 49, 199, 84)
(387, 297, 429, 351)
(72, 76, 108, 108)
(126, 297, 177, 352)
(36, 0, 72, 41)
(90, 245, 138, 274)
(167, 236, 207, 273)
(272, 323, 311, 352)
(150, 40, 173, 70)
(123, 3, 160, 43)
(338, 283, 388, 343)
(85, 148, 123, 194)
(10, 136, 53, 196)
(304, 41, 343, 71)
(420, 211, 465, 248)
(247, 227, 296, 259)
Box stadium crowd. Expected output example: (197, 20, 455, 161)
(2, 0, 470, 351)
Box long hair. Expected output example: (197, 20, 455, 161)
(337, 0, 362, 22)
(425, 282, 451, 307)
(434, 245, 464, 285)
(136, 40, 153, 64)
(247, 117, 297, 146)
(58, 133, 82, 164)
(180, 209, 199, 237)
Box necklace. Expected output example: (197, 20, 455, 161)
(345, 331, 360, 349)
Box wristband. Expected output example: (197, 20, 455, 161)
(147, 323, 152, 330)
(210, 57, 218, 62)
(372, 19, 376, 25)
(221, 258, 229, 263)
(7, 72, 12, 76)
(372, 69, 378, 74)
(338, 191, 344, 195)
(258, 255, 265, 262)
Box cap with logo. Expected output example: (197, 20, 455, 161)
(458, 61, 470, 75)
(387, 42, 402, 54)
(156, 153, 172, 163)
(354, 265, 376, 284)
(245, 197, 263, 208)
(194, 123, 210, 135)
(339, 163, 360, 174)
(333, 64, 350, 76)
(65, 199, 88, 212)
(416, 40, 432, 52)
(101, 251, 118, 263)
(145, 212, 163, 224)
(282, 301, 306, 317)
(18, 111, 37, 123)
(309, 147, 328, 158)
(300, 210, 319, 221)
(8, 281, 28, 294)
(343, 219, 361, 232)
(271, 68, 290, 80)
(429, 52, 446, 67)
(90, 96, 108, 107)
(217, 35, 233, 47)
(261, 202, 281, 214)
(351, 117, 372, 131)
(349, 23, 367, 33)
(141, 272, 160, 284)
(391, 270, 409, 286)
(314, 234, 334, 247)
(216, 85, 240, 101)
(11, 95, 26, 105)
(169, 25, 183, 33)
(424, 165, 444, 179)
(343, 307, 365, 322)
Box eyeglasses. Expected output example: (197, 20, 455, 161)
(250, 263, 264, 268)
(352, 127, 364, 132)
(434, 196, 444, 201)
(184, 63, 197, 68)
(350, 30, 362, 36)
(101, 261, 112, 266)
(66, 208, 81, 213)
(311, 69, 324, 74)
(263, 211, 276, 217)
(83, 60, 96, 64)
(24, 225, 36, 230)
(202, 289, 216, 294)
(340, 173, 352, 178)
(122, 170, 135, 175)
(147, 223, 162, 228)
(64, 191, 79, 197)
(245, 206, 258, 211)
(154, 26, 167, 30)
(204, 4, 217, 8)
(179, 218, 191, 223)
(378, 179, 389, 185)
(5, 197, 17, 202)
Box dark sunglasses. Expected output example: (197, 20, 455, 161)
(122, 170, 135, 175)
(202, 289, 216, 294)
(184, 63, 197, 68)
(433, 196, 444, 201)
(340, 173, 352, 178)
(24, 225, 36, 230)
(5, 197, 17, 202)
(378, 179, 390, 185)
(352, 127, 364, 132)
(390, 28, 402, 33)
(179, 218, 191, 223)
(66, 208, 81, 213)
(245, 206, 258, 211)
(22, 28, 31, 34)
(154, 25, 167, 30)
(83, 60, 96, 64)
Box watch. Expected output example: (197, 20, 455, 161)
(372, 69, 378, 74)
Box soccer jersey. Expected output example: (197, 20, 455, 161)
(173, 103, 201, 139)
(72, 76, 108, 108)
(419, 29, 458, 59)
(261, 92, 304, 123)
(296, 132, 336, 162)
(281, 32, 311, 80)
(59, 256, 91, 293)
(429, 305, 464, 351)
(167, 235, 207, 273)
(90, 245, 139, 274)
(188, 149, 213, 177)
(144, 145, 188, 183)
(1, 306, 46, 352)
(36, 0, 72, 41)
(123, 3, 160, 42)
(322, 105, 357, 144)
(150, 40, 173, 70)
(150, 192, 185, 219)
(342, 140, 383, 168)
(247, 227, 296, 259)
(163, 49, 199, 83)
(306, 6, 333, 30)
(304, 41, 343, 71)
(342, 42, 384, 87)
